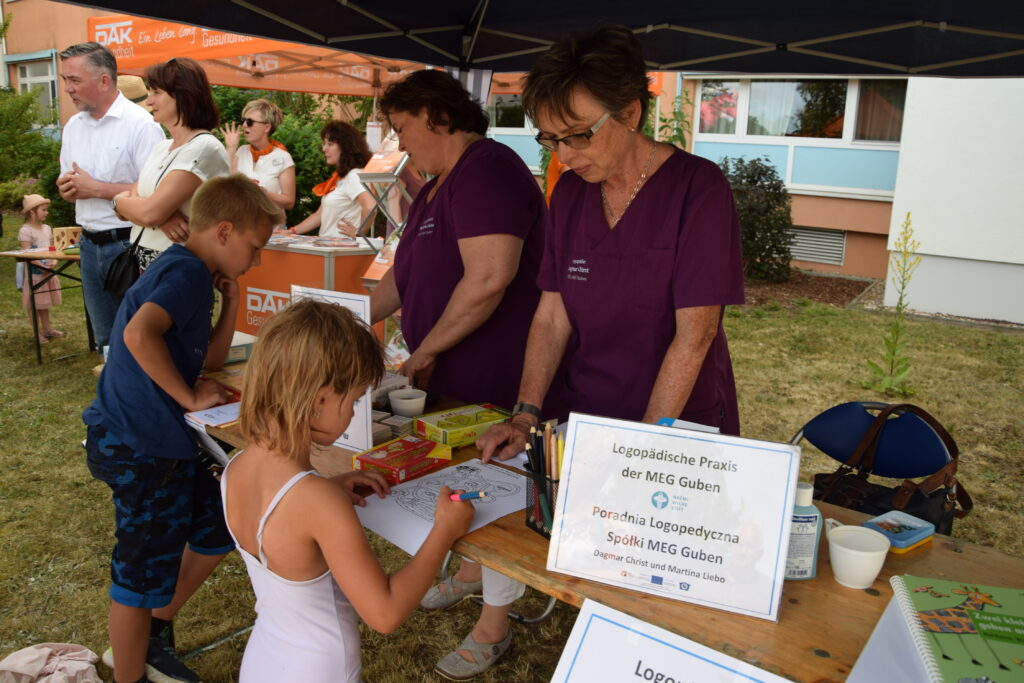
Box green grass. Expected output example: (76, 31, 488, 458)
(0, 211, 1021, 681)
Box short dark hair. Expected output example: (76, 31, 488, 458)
(523, 25, 650, 128)
(321, 120, 371, 178)
(379, 70, 489, 136)
(144, 57, 219, 130)
(58, 42, 117, 80)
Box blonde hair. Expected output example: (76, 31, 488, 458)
(190, 174, 284, 233)
(243, 98, 284, 134)
(240, 299, 385, 461)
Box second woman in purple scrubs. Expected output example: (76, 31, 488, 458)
(466, 25, 746, 678)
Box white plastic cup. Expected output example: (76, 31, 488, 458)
(388, 388, 426, 417)
(825, 518, 890, 589)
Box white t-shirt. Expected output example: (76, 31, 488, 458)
(131, 133, 230, 252)
(59, 93, 165, 232)
(235, 145, 294, 195)
(318, 169, 366, 238)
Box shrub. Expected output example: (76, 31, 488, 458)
(719, 156, 793, 282)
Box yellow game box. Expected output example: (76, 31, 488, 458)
(414, 403, 511, 449)
(352, 435, 451, 485)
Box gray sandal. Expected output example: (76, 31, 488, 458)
(434, 631, 512, 680)
(419, 575, 483, 610)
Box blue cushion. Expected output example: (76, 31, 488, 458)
(801, 402, 951, 479)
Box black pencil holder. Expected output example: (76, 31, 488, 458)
(524, 469, 556, 540)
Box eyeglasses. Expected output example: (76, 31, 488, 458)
(535, 112, 611, 151)
(241, 117, 268, 127)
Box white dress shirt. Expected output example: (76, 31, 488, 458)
(59, 92, 165, 232)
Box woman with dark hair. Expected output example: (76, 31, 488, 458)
(288, 120, 374, 237)
(469, 25, 745, 677)
(369, 68, 549, 680)
(112, 57, 229, 269)
(481, 23, 744, 446)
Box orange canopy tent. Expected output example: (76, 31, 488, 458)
(87, 14, 423, 96)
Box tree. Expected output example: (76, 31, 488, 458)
(719, 156, 793, 282)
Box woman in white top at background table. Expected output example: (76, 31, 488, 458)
(288, 121, 375, 239)
(221, 98, 296, 213)
(112, 57, 229, 270)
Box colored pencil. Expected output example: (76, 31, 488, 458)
(450, 491, 488, 501)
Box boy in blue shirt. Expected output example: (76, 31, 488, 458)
(84, 174, 284, 683)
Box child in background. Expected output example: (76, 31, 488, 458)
(18, 194, 63, 343)
(223, 299, 474, 683)
(83, 174, 285, 683)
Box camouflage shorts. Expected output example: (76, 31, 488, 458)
(85, 423, 234, 608)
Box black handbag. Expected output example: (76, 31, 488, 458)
(103, 136, 206, 298)
(812, 403, 973, 535)
(103, 228, 144, 298)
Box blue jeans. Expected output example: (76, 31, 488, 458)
(79, 235, 129, 351)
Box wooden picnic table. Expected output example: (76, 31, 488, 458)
(0, 247, 94, 364)
(203, 376, 1023, 681)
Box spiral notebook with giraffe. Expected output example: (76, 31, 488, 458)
(882, 575, 1024, 682)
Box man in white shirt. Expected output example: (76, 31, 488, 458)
(56, 42, 164, 352)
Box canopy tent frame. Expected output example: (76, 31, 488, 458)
(64, 1, 1024, 77)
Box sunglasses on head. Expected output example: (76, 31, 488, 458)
(241, 117, 268, 127)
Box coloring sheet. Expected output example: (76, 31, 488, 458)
(355, 459, 526, 554)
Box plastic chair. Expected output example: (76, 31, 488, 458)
(789, 401, 952, 478)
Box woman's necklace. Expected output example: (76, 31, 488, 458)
(601, 140, 658, 228)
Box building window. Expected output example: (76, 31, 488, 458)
(855, 79, 907, 142)
(17, 60, 57, 111)
(747, 80, 846, 138)
(699, 81, 739, 134)
(698, 78, 906, 143)
(490, 94, 525, 128)
(790, 226, 846, 265)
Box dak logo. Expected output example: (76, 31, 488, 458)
(94, 21, 133, 46)
(246, 287, 290, 314)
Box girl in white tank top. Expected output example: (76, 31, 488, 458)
(223, 299, 474, 682)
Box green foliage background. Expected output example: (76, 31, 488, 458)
(211, 87, 374, 226)
(0, 74, 377, 234)
(0, 87, 74, 226)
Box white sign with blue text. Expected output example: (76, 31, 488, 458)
(547, 413, 800, 621)
(552, 599, 789, 682)
(290, 285, 371, 452)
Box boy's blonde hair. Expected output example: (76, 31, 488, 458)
(190, 174, 284, 233)
(240, 299, 385, 461)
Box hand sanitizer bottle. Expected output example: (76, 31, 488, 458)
(785, 482, 822, 580)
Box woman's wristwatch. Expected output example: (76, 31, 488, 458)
(511, 401, 542, 422)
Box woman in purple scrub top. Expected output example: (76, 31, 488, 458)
(369, 70, 546, 409)
(468, 25, 746, 676)
(369, 69, 549, 681)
